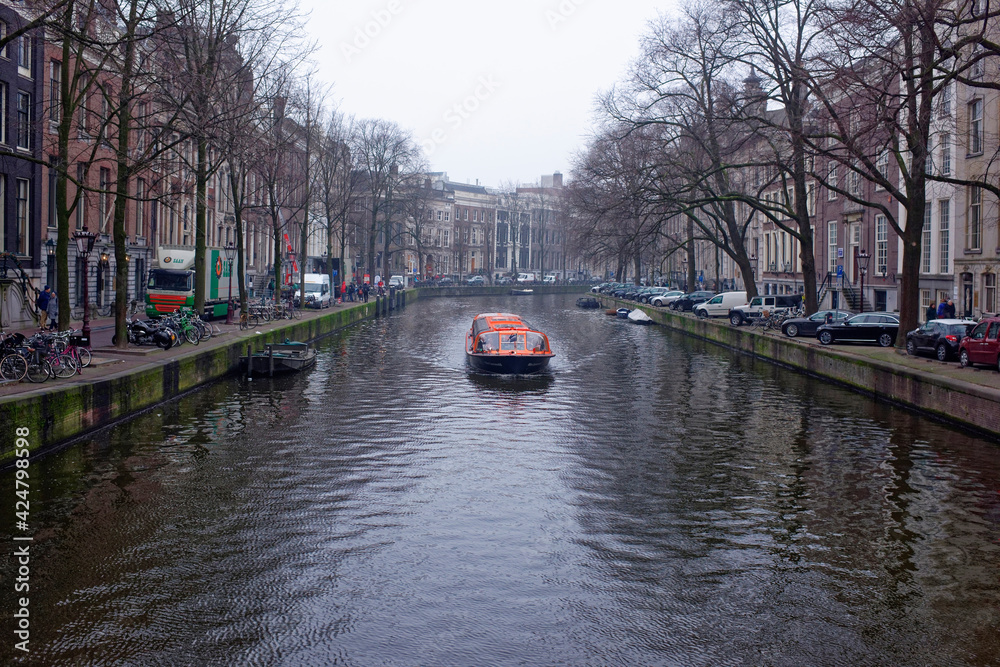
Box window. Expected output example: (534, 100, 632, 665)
(99, 167, 110, 225)
(939, 200, 950, 272)
(75, 163, 87, 229)
(0, 82, 6, 144)
(49, 60, 61, 123)
(985, 273, 997, 314)
(17, 34, 31, 78)
(16, 92, 30, 149)
(940, 133, 951, 176)
(0, 21, 7, 58)
(876, 152, 888, 189)
(436, 210, 442, 221)
(828, 221, 838, 274)
(940, 83, 952, 116)
(876, 214, 888, 273)
(922, 203, 932, 273)
(444, 211, 450, 222)
(968, 185, 982, 249)
(16, 179, 29, 255)
(443, 230, 449, 247)
(848, 164, 861, 195)
(78, 91, 88, 137)
(463, 209, 468, 221)
(969, 99, 983, 154)
(136, 178, 145, 236)
(48, 159, 57, 228)
(925, 138, 934, 174)
(971, 46, 984, 79)
(827, 163, 837, 200)
(806, 182, 815, 216)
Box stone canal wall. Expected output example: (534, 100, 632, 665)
(0, 290, 415, 463)
(609, 299, 1000, 438)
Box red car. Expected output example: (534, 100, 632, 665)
(958, 317, 1000, 371)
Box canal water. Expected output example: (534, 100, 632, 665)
(3, 293, 1000, 666)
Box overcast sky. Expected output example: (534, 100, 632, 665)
(297, 0, 672, 189)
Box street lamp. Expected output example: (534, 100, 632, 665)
(857, 250, 871, 313)
(73, 227, 97, 344)
(223, 242, 235, 324)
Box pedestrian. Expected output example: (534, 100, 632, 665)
(945, 299, 956, 318)
(936, 295, 948, 318)
(36, 285, 51, 318)
(46, 291, 59, 330)
(925, 301, 937, 323)
(362, 282, 370, 303)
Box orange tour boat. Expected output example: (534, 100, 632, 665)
(466, 312, 554, 374)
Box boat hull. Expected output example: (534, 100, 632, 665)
(466, 351, 552, 374)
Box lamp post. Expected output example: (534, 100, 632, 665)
(224, 242, 235, 324)
(74, 227, 97, 344)
(857, 250, 870, 313)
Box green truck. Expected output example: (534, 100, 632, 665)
(146, 245, 233, 319)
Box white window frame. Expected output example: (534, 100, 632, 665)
(939, 199, 950, 273)
(875, 214, 888, 274)
(922, 203, 932, 274)
(968, 186, 982, 250)
(970, 99, 983, 155)
(940, 133, 951, 176)
(16, 178, 30, 255)
(828, 221, 838, 274)
(17, 34, 31, 78)
(827, 163, 838, 200)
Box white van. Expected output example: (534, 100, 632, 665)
(542, 274, 557, 284)
(517, 272, 537, 282)
(297, 273, 332, 308)
(693, 291, 747, 318)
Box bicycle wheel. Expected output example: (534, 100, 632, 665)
(52, 354, 78, 378)
(183, 327, 200, 345)
(26, 359, 51, 383)
(0, 354, 27, 381)
(198, 322, 211, 341)
(239, 312, 249, 331)
(261, 309, 272, 322)
(292, 306, 301, 320)
(75, 347, 92, 367)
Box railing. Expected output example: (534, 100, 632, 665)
(0, 252, 41, 327)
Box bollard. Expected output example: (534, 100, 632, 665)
(268, 345, 274, 377)
(246, 344, 252, 379)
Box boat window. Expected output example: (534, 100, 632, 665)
(500, 333, 524, 351)
(477, 332, 500, 351)
(526, 332, 546, 352)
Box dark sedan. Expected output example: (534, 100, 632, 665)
(906, 319, 978, 361)
(670, 291, 716, 311)
(782, 309, 854, 338)
(816, 312, 900, 347)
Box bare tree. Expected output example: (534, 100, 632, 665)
(313, 110, 357, 295)
(350, 119, 420, 284)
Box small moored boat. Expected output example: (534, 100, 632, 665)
(466, 312, 554, 374)
(627, 309, 654, 325)
(510, 288, 534, 295)
(242, 340, 317, 376)
(616, 307, 631, 319)
(576, 296, 601, 309)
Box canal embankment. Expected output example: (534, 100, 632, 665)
(1, 289, 414, 463)
(606, 297, 1000, 438)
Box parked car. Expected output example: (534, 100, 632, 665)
(497, 276, 513, 286)
(816, 312, 900, 347)
(670, 291, 716, 312)
(694, 291, 748, 319)
(389, 275, 406, 289)
(638, 287, 671, 304)
(466, 275, 485, 286)
(438, 277, 454, 286)
(729, 294, 804, 326)
(651, 290, 685, 307)
(905, 319, 977, 361)
(958, 317, 1000, 370)
(781, 309, 854, 338)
